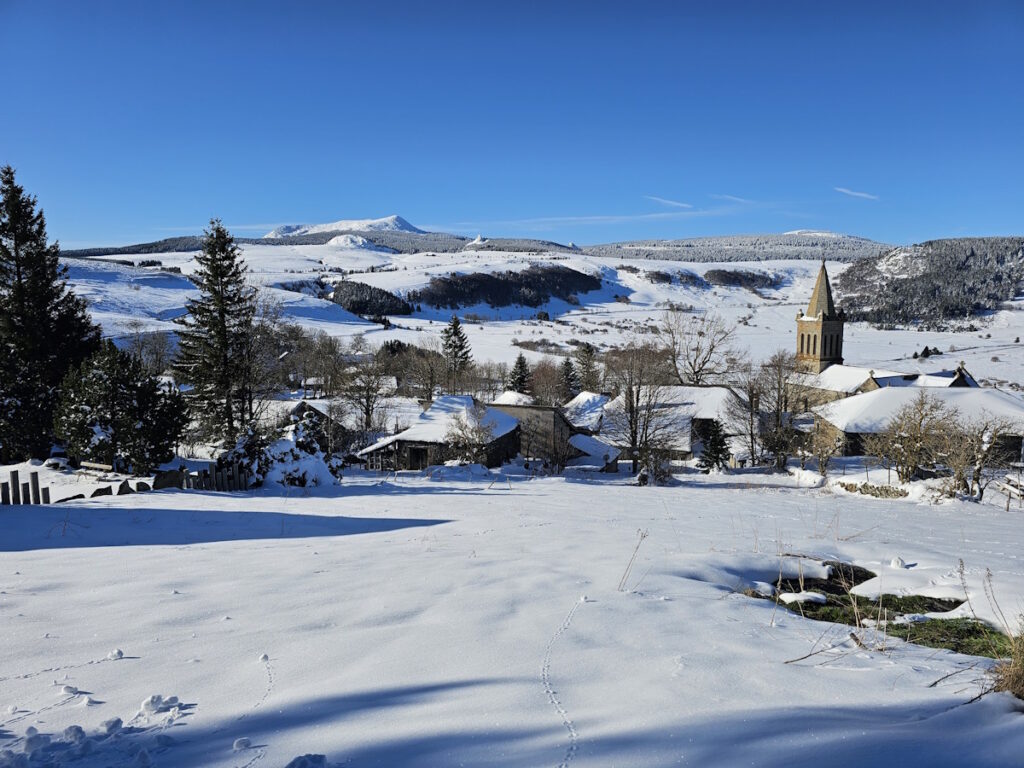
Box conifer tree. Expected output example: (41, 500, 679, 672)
(573, 342, 601, 392)
(508, 353, 532, 394)
(0, 166, 99, 460)
(55, 341, 187, 473)
(440, 314, 472, 393)
(558, 357, 581, 402)
(172, 219, 257, 444)
(698, 418, 731, 472)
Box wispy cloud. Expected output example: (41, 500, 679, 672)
(644, 195, 693, 209)
(426, 205, 740, 235)
(834, 186, 879, 200)
(710, 193, 756, 205)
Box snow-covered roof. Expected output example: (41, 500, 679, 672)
(793, 364, 974, 395)
(813, 387, 1024, 435)
(873, 369, 977, 389)
(492, 390, 535, 406)
(791, 365, 905, 394)
(563, 391, 610, 431)
(567, 433, 621, 469)
(357, 396, 518, 455)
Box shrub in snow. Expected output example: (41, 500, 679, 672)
(54, 341, 187, 474)
(224, 412, 341, 488)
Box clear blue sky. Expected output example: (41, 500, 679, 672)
(3, 1, 1022, 247)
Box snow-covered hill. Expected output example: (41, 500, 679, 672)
(265, 215, 424, 238)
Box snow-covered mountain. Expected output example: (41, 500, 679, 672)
(264, 215, 423, 238)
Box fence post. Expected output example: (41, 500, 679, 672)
(1, 482, 9, 505)
(30, 472, 41, 505)
(21, 483, 30, 504)
(41, 487, 50, 504)
(10, 471, 20, 505)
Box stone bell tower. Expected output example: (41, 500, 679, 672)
(796, 261, 845, 374)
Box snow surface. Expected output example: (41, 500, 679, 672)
(3, 468, 1024, 766)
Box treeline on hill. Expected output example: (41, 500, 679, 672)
(584, 233, 889, 263)
(408, 264, 602, 310)
(838, 237, 1024, 328)
(331, 280, 412, 316)
(704, 269, 782, 291)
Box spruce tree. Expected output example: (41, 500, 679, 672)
(558, 357, 581, 402)
(508, 353, 532, 394)
(0, 166, 99, 460)
(698, 418, 731, 472)
(440, 314, 472, 393)
(573, 342, 600, 392)
(54, 341, 187, 473)
(172, 219, 257, 444)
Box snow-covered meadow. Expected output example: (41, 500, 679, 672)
(64, 236, 1024, 389)
(2, 467, 1024, 767)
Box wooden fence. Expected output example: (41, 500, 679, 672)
(0, 461, 250, 506)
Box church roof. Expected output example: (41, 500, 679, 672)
(805, 261, 837, 318)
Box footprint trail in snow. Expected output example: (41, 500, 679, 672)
(541, 596, 585, 768)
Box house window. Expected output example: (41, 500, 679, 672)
(813, 335, 817, 355)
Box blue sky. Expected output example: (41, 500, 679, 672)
(3, 1, 1022, 247)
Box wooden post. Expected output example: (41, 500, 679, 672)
(21, 483, 30, 504)
(10, 471, 20, 505)
(30, 472, 41, 505)
(1, 482, 9, 505)
(41, 487, 50, 504)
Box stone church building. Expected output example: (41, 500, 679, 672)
(789, 262, 976, 410)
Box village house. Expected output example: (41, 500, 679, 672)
(811, 386, 1024, 457)
(358, 396, 520, 471)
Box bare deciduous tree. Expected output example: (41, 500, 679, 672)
(757, 350, 798, 469)
(725, 361, 761, 465)
(938, 412, 1018, 500)
(444, 402, 496, 465)
(658, 310, 736, 386)
(874, 392, 952, 483)
(336, 345, 392, 447)
(602, 341, 681, 481)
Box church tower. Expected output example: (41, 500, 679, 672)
(796, 261, 845, 373)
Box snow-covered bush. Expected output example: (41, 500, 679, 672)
(223, 410, 342, 488)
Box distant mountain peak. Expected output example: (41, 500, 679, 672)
(264, 215, 423, 238)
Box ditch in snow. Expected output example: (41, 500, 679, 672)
(752, 560, 1011, 658)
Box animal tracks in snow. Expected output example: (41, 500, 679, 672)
(541, 596, 585, 768)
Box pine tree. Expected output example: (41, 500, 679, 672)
(508, 353, 532, 394)
(698, 418, 731, 472)
(54, 341, 187, 473)
(0, 166, 100, 460)
(558, 357, 580, 402)
(573, 342, 600, 392)
(440, 314, 472, 393)
(172, 220, 257, 444)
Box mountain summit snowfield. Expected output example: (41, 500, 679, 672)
(264, 215, 424, 238)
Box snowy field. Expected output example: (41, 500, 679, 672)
(3, 468, 1024, 767)
(64, 239, 1024, 391)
